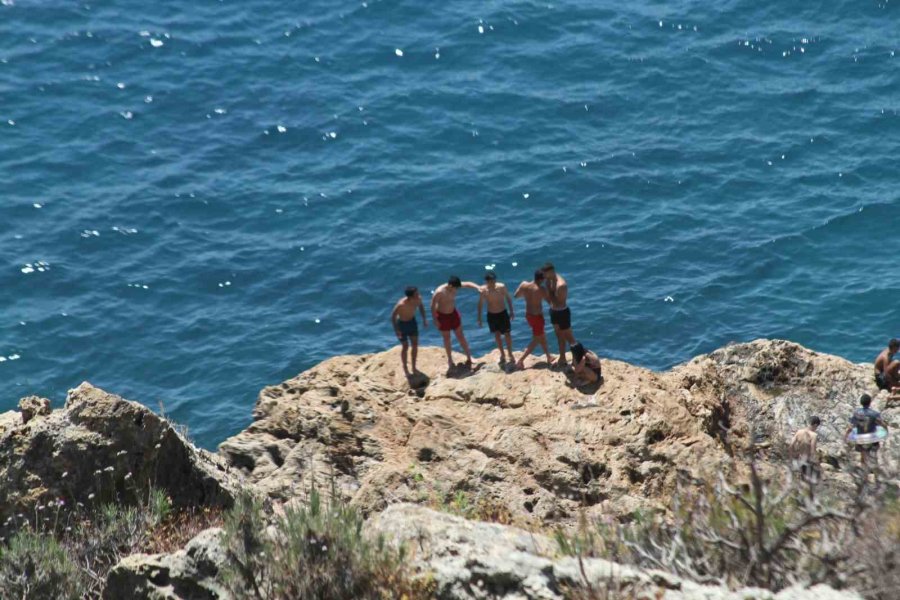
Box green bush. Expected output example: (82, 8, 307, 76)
(0, 529, 84, 599)
(221, 489, 433, 600)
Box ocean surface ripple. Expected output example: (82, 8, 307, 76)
(1, 0, 898, 447)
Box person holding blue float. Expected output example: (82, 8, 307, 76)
(845, 393, 889, 482)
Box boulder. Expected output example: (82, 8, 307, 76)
(219, 340, 896, 525)
(18, 395, 51, 424)
(104, 528, 230, 600)
(367, 504, 862, 600)
(0, 383, 240, 528)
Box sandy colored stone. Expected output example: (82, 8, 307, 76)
(18, 395, 51, 424)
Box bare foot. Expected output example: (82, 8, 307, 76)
(515, 360, 525, 370)
(465, 359, 473, 370)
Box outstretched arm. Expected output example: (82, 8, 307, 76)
(514, 282, 526, 298)
(461, 281, 482, 291)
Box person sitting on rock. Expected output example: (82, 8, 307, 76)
(570, 342, 602, 386)
(391, 286, 428, 376)
(788, 416, 820, 481)
(845, 393, 888, 481)
(873, 338, 899, 392)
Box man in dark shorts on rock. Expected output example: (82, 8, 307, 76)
(541, 262, 577, 368)
(478, 271, 516, 365)
(391, 286, 427, 375)
(431, 275, 482, 370)
(844, 393, 889, 482)
(514, 270, 554, 369)
(873, 339, 899, 392)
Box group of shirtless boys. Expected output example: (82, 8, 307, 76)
(390, 262, 579, 376)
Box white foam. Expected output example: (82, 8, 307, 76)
(121, 111, 133, 120)
(511, 262, 518, 267)
(150, 38, 164, 48)
(117, 82, 126, 89)
(478, 25, 484, 34)
(33, 203, 42, 208)
(315, 318, 321, 323)
(664, 296, 674, 302)
(214, 108, 226, 114)
(395, 48, 403, 57)
(8, 354, 19, 360)
(277, 125, 287, 133)
(523, 193, 529, 198)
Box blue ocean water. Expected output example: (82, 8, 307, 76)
(1, 0, 898, 448)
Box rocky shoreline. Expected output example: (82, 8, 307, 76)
(0, 339, 895, 599)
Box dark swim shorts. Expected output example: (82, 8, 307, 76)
(550, 307, 572, 331)
(487, 310, 511, 334)
(875, 372, 889, 391)
(397, 318, 418, 343)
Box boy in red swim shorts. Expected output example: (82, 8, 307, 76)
(514, 270, 555, 369)
(431, 275, 482, 370)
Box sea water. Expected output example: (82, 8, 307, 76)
(1, 0, 898, 447)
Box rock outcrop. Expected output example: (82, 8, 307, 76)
(219, 340, 895, 525)
(104, 528, 230, 600)
(368, 504, 862, 600)
(0, 382, 239, 528)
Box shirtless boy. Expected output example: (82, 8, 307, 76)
(514, 270, 555, 369)
(542, 262, 576, 367)
(874, 339, 899, 392)
(391, 286, 428, 375)
(478, 272, 516, 364)
(431, 275, 482, 369)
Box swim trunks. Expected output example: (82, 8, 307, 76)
(487, 310, 511, 334)
(396, 318, 418, 343)
(875, 372, 889, 391)
(550, 307, 572, 331)
(526, 313, 545, 337)
(437, 309, 461, 332)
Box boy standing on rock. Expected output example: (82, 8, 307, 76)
(542, 262, 576, 368)
(514, 270, 555, 369)
(845, 394, 888, 482)
(789, 416, 820, 481)
(478, 272, 516, 365)
(431, 275, 482, 370)
(391, 286, 428, 376)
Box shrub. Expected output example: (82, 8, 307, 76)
(221, 489, 433, 600)
(556, 458, 900, 600)
(0, 529, 84, 599)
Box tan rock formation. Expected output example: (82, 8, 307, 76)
(0, 382, 239, 527)
(219, 339, 894, 525)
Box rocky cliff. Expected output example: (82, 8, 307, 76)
(0, 339, 894, 599)
(218, 339, 894, 525)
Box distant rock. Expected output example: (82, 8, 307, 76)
(367, 503, 861, 600)
(18, 395, 51, 424)
(0, 382, 239, 527)
(104, 528, 230, 600)
(218, 340, 896, 525)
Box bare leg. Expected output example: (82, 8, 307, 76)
(440, 330, 454, 368)
(504, 332, 515, 364)
(401, 341, 410, 375)
(411, 336, 419, 373)
(454, 327, 473, 367)
(553, 325, 567, 366)
(493, 332, 505, 362)
(539, 335, 554, 364)
(517, 337, 539, 369)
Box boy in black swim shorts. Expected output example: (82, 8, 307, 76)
(391, 286, 428, 375)
(478, 272, 516, 364)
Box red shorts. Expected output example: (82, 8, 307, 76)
(437, 309, 462, 332)
(526, 313, 545, 337)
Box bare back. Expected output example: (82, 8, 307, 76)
(875, 349, 891, 373)
(517, 282, 547, 315)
